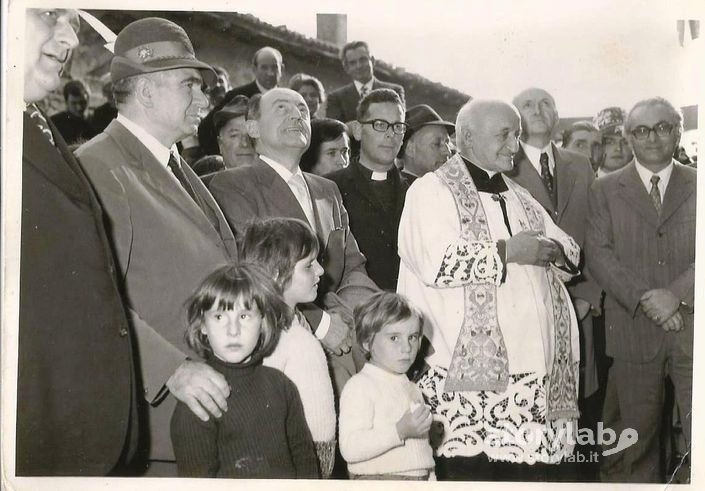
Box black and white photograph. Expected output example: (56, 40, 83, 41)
(1, 0, 702, 489)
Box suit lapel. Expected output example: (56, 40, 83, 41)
(553, 144, 577, 222)
(617, 162, 660, 226)
(253, 158, 310, 223)
(510, 145, 555, 213)
(305, 174, 336, 241)
(23, 113, 88, 203)
(660, 161, 694, 225)
(105, 121, 227, 242)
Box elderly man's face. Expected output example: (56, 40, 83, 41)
(566, 129, 602, 168)
(218, 116, 255, 169)
(626, 103, 680, 168)
(407, 125, 452, 173)
(25, 9, 79, 103)
(343, 46, 374, 84)
(357, 102, 405, 168)
(148, 68, 210, 145)
(601, 133, 632, 172)
(253, 50, 282, 90)
(465, 104, 521, 173)
(514, 88, 558, 139)
(251, 88, 311, 155)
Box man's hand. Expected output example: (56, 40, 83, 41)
(505, 230, 560, 266)
(574, 298, 592, 321)
(396, 404, 432, 440)
(659, 310, 684, 332)
(320, 312, 353, 356)
(640, 289, 680, 325)
(166, 360, 230, 422)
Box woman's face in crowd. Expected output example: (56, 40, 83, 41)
(312, 133, 350, 176)
(297, 83, 321, 117)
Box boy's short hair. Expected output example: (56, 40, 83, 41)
(238, 217, 320, 293)
(185, 263, 292, 363)
(354, 291, 424, 358)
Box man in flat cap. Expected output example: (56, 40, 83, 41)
(328, 89, 409, 291)
(77, 17, 237, 476)
(213, 94, 255, 169)
(594, 106, 633, 177)
(400, 104, 454, 183)
(17, 8, 136, 476)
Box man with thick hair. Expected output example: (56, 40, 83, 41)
(587, 97, 695, 483)
(328, 89, 409, 291)
(18, 8, 136, 476)
(326, 41, 405, 124)
(76, 17, 238, 476)
(50, 78, 96, 145)
(561, 120, 603, 172)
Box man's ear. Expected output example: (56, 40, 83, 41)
(350, 120, 363, 142)
(246, 119, 260, 139)
(461, 127, 473, 149)
(134, 76, 154, 108)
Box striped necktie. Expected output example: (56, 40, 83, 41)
(27, 104, 56, 146)
(540, 152, 556, 205)
(649, 175, 662, 215)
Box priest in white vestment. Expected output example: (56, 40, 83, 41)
(398, 100, 582, 480)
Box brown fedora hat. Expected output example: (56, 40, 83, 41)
(110, 17, 215, 86)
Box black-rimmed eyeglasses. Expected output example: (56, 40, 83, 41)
(359, 119, 408, 135)
(630, 122, 674, 141)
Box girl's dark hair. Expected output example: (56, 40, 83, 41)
(238, 218, 320, 294)
(185, 263, 292, 363)
(300, 118, 349, 172)
(354, 291, 424, 359)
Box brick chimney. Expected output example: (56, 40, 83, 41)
(316, 14, 347, 47)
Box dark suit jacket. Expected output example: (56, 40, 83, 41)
(198, 80, 262, 155)
(208, 158, 378, 312)
(586, 160, 695, 362)
(49, 110, 96, 146)
(17, 113, 135, 475)
(326, 78, 405, 123)
(505, 143, 601, 307)
(327, 160, 409, 290)
(77, 120, 237, 461)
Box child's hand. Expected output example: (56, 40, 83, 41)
(396, 404, 432, 440)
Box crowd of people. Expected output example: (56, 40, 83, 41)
(17, 8, 695, 484)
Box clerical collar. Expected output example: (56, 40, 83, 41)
(357, 159, 391, 181)
(461, 156, 508, 193)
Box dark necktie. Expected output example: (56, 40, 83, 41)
(540, 152, 555, 204)
(26, 104, 56, 146)
(649, 175, 662, 215)
(168, 152, 198, 204)
(359, 85, 369, 100)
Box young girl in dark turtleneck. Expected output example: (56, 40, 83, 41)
(170, 263, 318, 478)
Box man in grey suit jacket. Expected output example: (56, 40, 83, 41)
(209, 88, 379, 395)
(326, 41, 405, 124)
(586, 97, 695, 483)
(77, 18, 237, 475)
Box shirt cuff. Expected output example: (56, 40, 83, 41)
(315, 311, 331, 340)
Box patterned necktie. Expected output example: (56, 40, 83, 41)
(649, 175, 662, 215)
(289, 173, 315, 226)
(359, 85, 369, 100)
(540, 152, 555, 204)
(26, 104, 56, 146)
(167, 152, 198, 204)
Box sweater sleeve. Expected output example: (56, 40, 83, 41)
(284, 378, 319, 478)
(339, 377, 404, 463)
(170, 401, 219, 477)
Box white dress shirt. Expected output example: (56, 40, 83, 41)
(521, 141, 555, 176)
(354, 78, 375, 97)
(634, 158, 673, 198)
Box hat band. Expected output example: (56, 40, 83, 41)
(123, 40, 195, 64)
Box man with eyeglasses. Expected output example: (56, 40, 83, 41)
(594, 106, 633, 177)
(209, 88, 378, 397)
(587, 97, 695, 483)
(328, 89, 409, 291)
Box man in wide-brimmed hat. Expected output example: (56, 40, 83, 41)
(76, 17, 238, 476)
(399, 104, 454, 183)
(213, 94, 255, 169)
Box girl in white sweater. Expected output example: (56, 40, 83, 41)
(340, 292, 435, 480)
(239, 218, 337, 478)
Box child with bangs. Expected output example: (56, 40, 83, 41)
(170, 263, 318, 478)
(239, 218, 337, 478)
